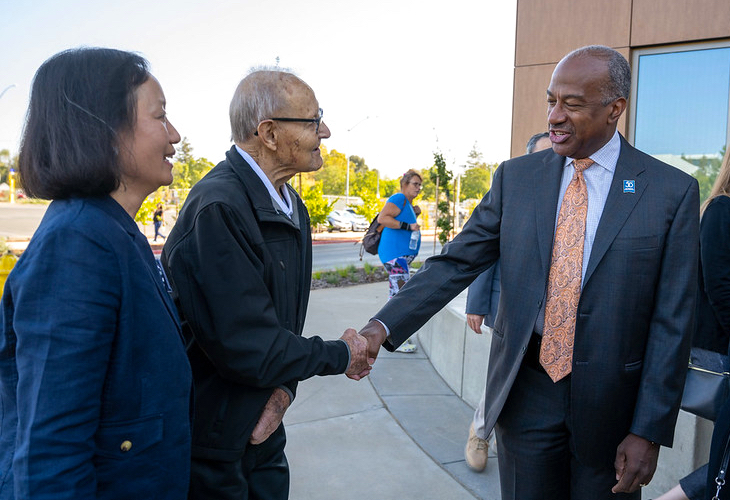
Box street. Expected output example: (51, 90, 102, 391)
(312, 238, 443, 271)
(0, 204, 49, 239)
(0, 204, 445, 271)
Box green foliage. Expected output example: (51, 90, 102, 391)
(135, 195, 161, 226)
(432, 152, 454, 245)
(380, 178, 400, 198)
(352, 188, 382, 221)
(691, 145, 726, 204)
(315, 149, 347, 195)
(171, 138, 214, 190)
(460, 167, 491, 200)
(0, 149, 18, 186)
(410, 260, 423, 270)
(337, 264, 357, 280)
(363, 261, 376, 275)
(351, 169, 378, 198)
(303, 182, 337, 228)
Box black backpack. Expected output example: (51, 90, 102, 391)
(359, 214, 383, 259)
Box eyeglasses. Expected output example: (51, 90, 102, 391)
(409, 182, 422, 188)
(256, 108, 324, 136)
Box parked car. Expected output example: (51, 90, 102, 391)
(327, 209, 369, 232)
(346, 209, 369, 231)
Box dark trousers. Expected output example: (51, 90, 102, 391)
(189, 425, 289, 500)
(495, 338, 640, 500)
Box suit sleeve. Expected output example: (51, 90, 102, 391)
(164, 202, 348, 390)
(377, 163, 504, 349)
(630, 179, 699, 445)
(11, 229, 120, 499)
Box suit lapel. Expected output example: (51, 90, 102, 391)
(583, 140, 646, 286)
(534, 152, 565, 276)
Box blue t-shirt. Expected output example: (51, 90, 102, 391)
(378, 192, 420, 263)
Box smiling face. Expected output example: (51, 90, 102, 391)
(546, 55, 626, 159)
(117, 76, 181, 196)
(275, 81, 331, 174)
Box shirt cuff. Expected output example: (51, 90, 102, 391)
(337, 338, 351, 371)
(373, 318, 393, 342)
(277, 385, 294, 404)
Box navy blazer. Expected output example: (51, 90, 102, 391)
(465, 261, 500, 329)
(376, 136, 699, 467)
(0, 197, 192, 499)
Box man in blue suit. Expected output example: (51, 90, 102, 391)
(358, 46, 699, 499)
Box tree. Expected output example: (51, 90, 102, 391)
(431, 152, 453, 245)
(314, 148, 346, 195)
(351, 169, 378, 198)
(0, 149, 18, 185)
(352, 188, 382, 221)
(135, 193, 161, 238)
(171, 138, 215, 190)
(692, 145, 726, 204)
(303, 182, 337, 231)
(460, 167, 491, 200)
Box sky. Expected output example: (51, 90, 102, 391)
(0, 0, 518, 180)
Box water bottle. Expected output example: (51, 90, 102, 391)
(409, 229, 420, 250)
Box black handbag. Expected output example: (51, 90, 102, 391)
(681, 347, 730, 421)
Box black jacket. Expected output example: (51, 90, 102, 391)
(162, 147, 349, 461)
(694, 196, 730, 354)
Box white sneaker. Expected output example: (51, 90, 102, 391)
(395, 338, 417, 353)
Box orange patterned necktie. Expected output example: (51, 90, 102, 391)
(540, 158, 594, 382)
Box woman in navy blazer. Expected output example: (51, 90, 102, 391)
(0, 48, 192, 499)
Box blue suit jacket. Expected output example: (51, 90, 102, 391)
(465, 261, 500, 329)
(376, 136, 699, 467)
(0, 197, 192, 499)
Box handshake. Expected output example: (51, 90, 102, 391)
(339, 320, 388, 381)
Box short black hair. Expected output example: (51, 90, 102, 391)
(526, 132, 549, 154)
(19, 47, 150, 200)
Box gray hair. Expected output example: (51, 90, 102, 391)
(526, 132, 549, 154)
(566, 45, 631, 106)
(229, 66, 301, 143)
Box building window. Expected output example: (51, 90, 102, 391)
(629, 42, 730, 200)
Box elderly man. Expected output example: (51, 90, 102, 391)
(162, 69, 369, 500)
(358, 45, 699, 499)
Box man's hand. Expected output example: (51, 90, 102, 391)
(358, 320, 387, 363)
(249, 388, 290, 445)
(467, 314, 485, 334)
(612, 433, 659, 493)
(341, 328, 373, 380)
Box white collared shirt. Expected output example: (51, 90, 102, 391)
(235, 145, 293, 219)
(556, 129, 621, 283)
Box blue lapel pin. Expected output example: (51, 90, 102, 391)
(623, 180, 635, 194)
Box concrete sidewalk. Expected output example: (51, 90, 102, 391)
(284, 282, 500, 500)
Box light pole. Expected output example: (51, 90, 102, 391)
(344, 116, 372, 206)
(0, 84, 15, 101)
(1, 85, 17, 204)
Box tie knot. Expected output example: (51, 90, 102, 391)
(573, 158, 594, 173)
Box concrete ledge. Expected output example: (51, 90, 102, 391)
(415, 292, 713, 498)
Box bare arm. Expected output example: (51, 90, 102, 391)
(378, 201, 419, 231)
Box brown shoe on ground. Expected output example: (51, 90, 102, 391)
(465, 423, 488, 472)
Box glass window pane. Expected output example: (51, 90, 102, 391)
(634, 47, 729, 155)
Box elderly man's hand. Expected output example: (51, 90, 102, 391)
(249, 388, 290, 445)
(341, 328, 373, 380)
(612, 433, 659, 493)
(467, 314, 485, 334)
